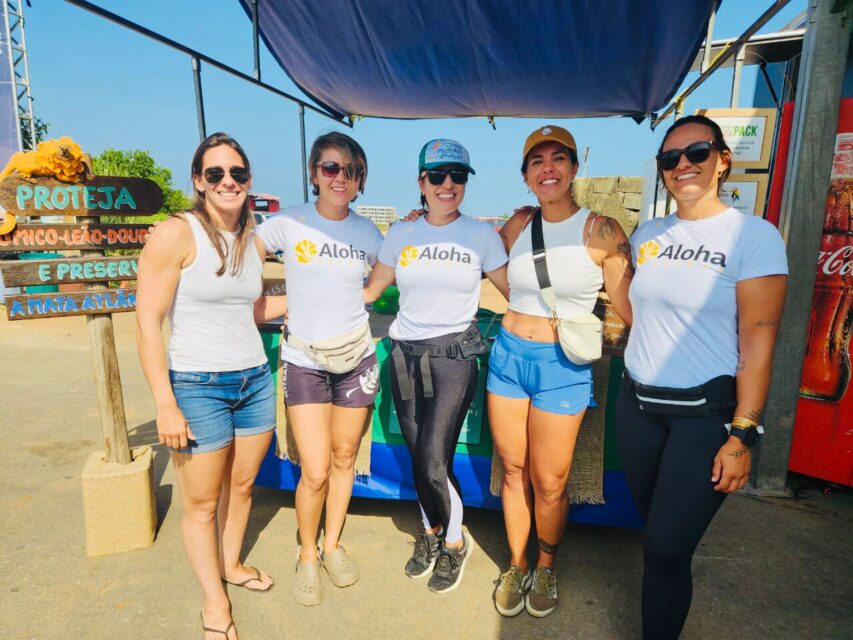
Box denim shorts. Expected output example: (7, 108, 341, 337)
(486, 327, 593, 416)
(168, 362, 276, 454)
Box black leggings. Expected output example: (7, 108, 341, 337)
(390, 333, 479, 544)
(615, 389, 731, 640)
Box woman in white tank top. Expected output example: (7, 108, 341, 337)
(137, 133, 275, 639)
(488, 125, 633, 618)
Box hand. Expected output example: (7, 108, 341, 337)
(156, 402, 194, 449)
(712, 437, 752, 493)
(514, 205, 537, 217)
(403, 208, 426, 222)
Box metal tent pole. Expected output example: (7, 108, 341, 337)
(730, 45, 747, 107)
(752, 0, 852, 495)
(300, 104, 308, 203)
(192, 56, 207, 142)
(250, 0, 260, 81)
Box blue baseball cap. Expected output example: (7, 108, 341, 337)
(418, 139, 476, 174)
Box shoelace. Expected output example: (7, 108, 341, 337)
(495, 569, 524, 593)
(532, 569, 556, 598)
(411, 533, 439, 559)
(435, 549, 461, 574)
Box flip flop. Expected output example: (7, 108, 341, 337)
(200, 610, 236, 639)
(221, 566, 275, 592)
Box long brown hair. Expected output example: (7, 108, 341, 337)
(185, 132, 255, 276)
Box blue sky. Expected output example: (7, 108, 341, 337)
(23, 0, 805, 218)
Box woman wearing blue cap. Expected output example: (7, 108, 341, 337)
(365, 139, 509, 593)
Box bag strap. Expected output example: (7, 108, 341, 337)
(530, 209, 559, 316)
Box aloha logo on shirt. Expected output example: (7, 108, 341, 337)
(398, 244, 473, 266)
(636, 238, 727, 269)
(294, 239, 367, 264)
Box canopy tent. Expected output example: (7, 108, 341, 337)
(238, 0, 719, 120)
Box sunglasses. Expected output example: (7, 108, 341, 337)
(317, 161, 364, 181)
(656, 141, 718, 171)
(203, 166, 251, 184)
(422, 168, 470, 186)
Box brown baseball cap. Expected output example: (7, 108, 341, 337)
(522, 125, 577, 162)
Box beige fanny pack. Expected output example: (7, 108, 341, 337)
(286, 322, 372, 374)
(530, 209, 603, 366)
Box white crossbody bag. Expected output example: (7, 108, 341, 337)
(530, 209, 603, 366)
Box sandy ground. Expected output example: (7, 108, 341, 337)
(1, 278, 852, 639)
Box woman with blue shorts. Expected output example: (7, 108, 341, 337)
(488, 125, 633, 618)
(137, 133, 275, 640)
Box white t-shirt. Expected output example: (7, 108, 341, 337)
(378, 215, 508, 340)
(625, 207, 788, 388)
(256, 201, 383, 369)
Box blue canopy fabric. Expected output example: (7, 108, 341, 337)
(240, 0, 718, 120)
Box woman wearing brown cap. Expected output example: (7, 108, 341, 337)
(487, 125, 633, 618)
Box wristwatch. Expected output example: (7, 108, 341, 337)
(727, 424, 764, 447)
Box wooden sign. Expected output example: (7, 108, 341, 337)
(262, 278, 286, 297)
(695, 108, 778, 170)
(5, 288, 136, 321)
(594, 292, 629, 358)
(0, 256, 138, 287)
(0, 175, 163, 216)
(0, 223, 150, 251)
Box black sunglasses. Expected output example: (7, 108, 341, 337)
(203, 166, 251, 184)
(656, 141, 718, 171)
(317, 161, 364, 181)
(422, 168, 469, 186)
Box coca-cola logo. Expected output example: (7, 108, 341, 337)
(819, 245, 853, 275)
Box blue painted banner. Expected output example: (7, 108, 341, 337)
(4, 288, 136, 321)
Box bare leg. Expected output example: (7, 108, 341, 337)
(323, 405, 370, 553)
(488, 392, 533, 572)
(288, 403, 332, 564)
(528, 405, 585, 569)
(172, 447, 237, 640)
(218, 430, 274, 589)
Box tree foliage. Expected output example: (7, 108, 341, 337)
(92, 149, 191, 221)
(20, 116, 50, 150)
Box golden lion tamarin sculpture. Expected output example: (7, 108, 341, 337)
(0, 136, 89, 182)
(0, 137, 90, 234)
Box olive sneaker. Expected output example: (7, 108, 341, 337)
(405, 532, 442, 579)
(427, 532, 473, 594)
(525, 566, 558, 617)
(493, 566, 532, 617)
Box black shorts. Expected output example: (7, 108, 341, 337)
(282, 353, 379, 408)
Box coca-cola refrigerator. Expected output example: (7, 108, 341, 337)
(790, 98, 853, 487)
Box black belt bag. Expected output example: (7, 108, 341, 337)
(392, 322, 486, 401)
(622, 370, 737, 417)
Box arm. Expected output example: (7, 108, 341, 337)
(596, 216, 634, 326)
(135, 218, 195, 449)
(499, 209, 535, 254)
(364, 261, 397, 304)
(712, 274, 787, 493)
(485, 264, 509, 300)
(254, 295, 288, 323)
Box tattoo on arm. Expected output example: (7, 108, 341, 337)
(754, 319, 782, 327)
(596, 217, 617, 241)
(727, 447, 750, 459)
(736, 359, 746, 372)
(743, 409, 762, 423)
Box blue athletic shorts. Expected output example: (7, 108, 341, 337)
(168, 362, 276, 454)
(486, 327, 593, 416)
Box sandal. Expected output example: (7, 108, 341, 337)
(292, 555, 322, 606)
(200, 610, 236, 639)
(320, 545, 359, 587)
(222, 566, 274, 592)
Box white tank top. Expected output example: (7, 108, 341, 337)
(507, 208, 603, 318)
(168, 213, 266, 372)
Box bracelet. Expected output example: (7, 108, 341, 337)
(725, 423, 765, 434)
(732, 416, 759, 429)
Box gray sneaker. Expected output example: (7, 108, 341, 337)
(405, 532, 442, 579)
(525, 566, 558, 617)
(427, 532, 473, 594)
(494, 566, 532, 617)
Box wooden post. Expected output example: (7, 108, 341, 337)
(752, 0, 851, 494)
(81, 212, 132, 464)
